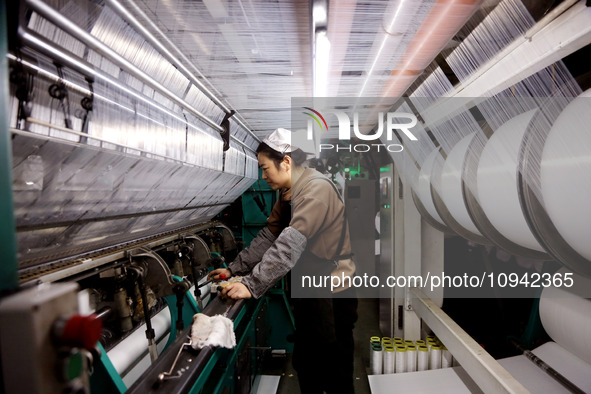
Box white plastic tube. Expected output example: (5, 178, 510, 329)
(107, 307, 171, 375)
(441, 346, 453, 368)
(395, 346, 407, 373)
(371, 345, 383, 375)
(406, 345, 417, 372)
(429, 345, 442, 369)
(383, 347, 396, 374)
(417, 345, 429, 371)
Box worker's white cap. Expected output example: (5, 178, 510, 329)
(262, 128, 297, 153)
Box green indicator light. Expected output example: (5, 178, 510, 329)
(66, 351, 84, 380)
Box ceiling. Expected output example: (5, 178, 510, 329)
(133, 0, 501, 140)
(16, 0, 566, 144)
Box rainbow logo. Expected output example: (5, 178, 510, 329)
(303, 107, 328, 131)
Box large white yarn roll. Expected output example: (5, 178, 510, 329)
(539, 270, 591, 366)
(440, 132, 482, 235)
(417, 148, 445, 225)
(477, 109, 545, 252)
(540, 90, 591, 260)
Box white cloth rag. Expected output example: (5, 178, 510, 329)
(190, 313, 236, 350)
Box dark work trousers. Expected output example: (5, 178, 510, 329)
(292, 286, 358, 394)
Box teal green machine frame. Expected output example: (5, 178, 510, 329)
(0, 0, 19, 293)
(240, 169, 295, 354)
(91, 288, 294, 393)
(91, 258, 295, 393)
(241, 169, 277, 247)
(2, 10, 293, 388)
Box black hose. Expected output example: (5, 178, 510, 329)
(174, 285, 185, 333)
(130, 268, 155, 343)
(511, 340, 585, 394)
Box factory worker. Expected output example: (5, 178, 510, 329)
(208, 127, 358, 394)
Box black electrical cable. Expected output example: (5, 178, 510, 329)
(174, 285, 185, 334)
(48, 64, 73, 130)
(79, 78, 94, 143)
(511, 340, 585, 394)
(10, 56, 35, 129)
(128, 268, 156, 346)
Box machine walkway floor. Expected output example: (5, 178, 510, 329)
(260, 298, 380, 393)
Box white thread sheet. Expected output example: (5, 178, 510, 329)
(369, 341, 591, 393)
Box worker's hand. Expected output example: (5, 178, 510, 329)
(208, 268, 231, 282)
(222, 283, 252, 300)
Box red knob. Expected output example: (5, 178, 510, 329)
(219, 274, 227, 280)
(60, 314, 103, 350)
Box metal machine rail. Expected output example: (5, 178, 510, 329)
(125, 296, 247, 394)
(409, 287, 529, 394)
(19, 221, 227, 284)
